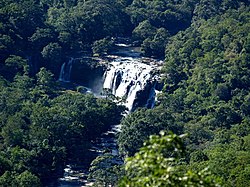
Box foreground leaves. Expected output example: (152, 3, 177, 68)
(120, 132, 220, 187)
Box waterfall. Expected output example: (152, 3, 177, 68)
(59, 58, 74, 82)
(103, 57, 160, 112)
(57, 44, 163, 187)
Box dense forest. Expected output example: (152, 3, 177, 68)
(0, 0, 250, 186)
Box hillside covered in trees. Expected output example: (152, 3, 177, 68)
(0, 0, 250, 186)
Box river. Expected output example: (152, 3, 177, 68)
(56, 42, 163, 186)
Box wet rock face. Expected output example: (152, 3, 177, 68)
(59, 57, 106, 93)
(132, 80, 156, 111)
(72, 61, 105, 93)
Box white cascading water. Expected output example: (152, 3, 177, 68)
(58, 43, 163, 187)
(103, 57, 160, 111)
(59, 57, 74, 82)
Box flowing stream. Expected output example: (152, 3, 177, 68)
(56, 43, 163, 187)
(59, 57, 74, 82)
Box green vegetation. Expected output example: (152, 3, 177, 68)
(88, 153, 124, 186)
(116, 1, 250, 187)
(120, 131, 220, 187)
(0, 0, 250, 186)
(0, 69, 125, 185)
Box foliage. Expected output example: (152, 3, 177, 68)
(117, 2, 250, 186)
(0, 170, 41, 187)
(88, 153, 124, 187)
(192, 0, 250, 21)
(141, 27, 170, 57)
(92, 37, 114, 56)
(0, 0, 250, 186)
(16, 171, 41, 187)
(126, 0, 197, 57)
(41, 42, 62, 74)
(126, 0, 194, 33)
(118, 107, 182, 157)
(159, 5, 250, 186)
(0, 0, 132, 78)
(0, 0, 248, 77)
(0, 69, 125, 185)
(120, 131, 220, 187)
(132, 20, 157, 43)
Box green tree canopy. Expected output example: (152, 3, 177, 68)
(120, 131, 220, 187)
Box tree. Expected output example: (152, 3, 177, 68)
(1, 115, 27, 147)
(126, 0, 194, 33)
(41, 42, 62, 74)
(92, 37, 114, 56)
(118, 108, 180, 157)
(0, 171, 17, 187)
(16, 171, 41, 187)
(0, 34, 14, 60)
(132, 20, 156, 44)
(4, 55, 27, 78)
(141, 27, 170, 57)
(32, 67, 57, 98)
(0, 154, 11, 176)
(120, 131, 220, 187)
(88, 153, 124, 186)
(29, 28, 55, 50)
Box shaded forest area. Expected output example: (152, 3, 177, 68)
(0, 0, 250, 186)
